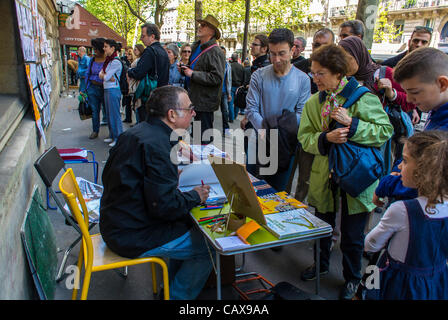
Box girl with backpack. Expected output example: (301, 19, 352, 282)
(364, 130, 448, 299)
(99, 39, 123, 147)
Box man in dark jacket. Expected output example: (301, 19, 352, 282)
(127, 23, 170, 122)
(381, 26, 432, 68)
(100, 86, 212, 300)
(180, 15, 226, 144)
(229, 52, 244, 121)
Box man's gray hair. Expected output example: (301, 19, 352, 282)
(295, 37, 306, 48)
(231, 52, 239, 62)
(146, 86, 187, 118)
(141, 23, 161, 41)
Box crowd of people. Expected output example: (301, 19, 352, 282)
(69, 15, 448, 301)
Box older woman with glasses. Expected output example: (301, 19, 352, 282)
(297, 44, 393, 300)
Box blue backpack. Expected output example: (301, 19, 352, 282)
(328, 85, 384, 198)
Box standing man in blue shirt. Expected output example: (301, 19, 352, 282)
(246, 28, 311, 191)
(77, 46, 90, 93)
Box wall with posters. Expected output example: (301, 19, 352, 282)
(0, 0, 62, 299)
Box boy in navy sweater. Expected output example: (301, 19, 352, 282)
(374, 47, 448, 207)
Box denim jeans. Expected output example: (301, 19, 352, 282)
(228, 86, 238, 121)
(79, 77, 87, 93)
(220, 93, 230, 131)
(138, 228, 214, 300)
(104, 87, 123, 141)
(86, 84, 104, 133)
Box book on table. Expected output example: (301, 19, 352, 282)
(178, 159, 227, 205)
(264, 208, 332, 240)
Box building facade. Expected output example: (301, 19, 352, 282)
(0, 0, 62, 299)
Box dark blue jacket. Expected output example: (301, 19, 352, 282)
(375, 102, 448, 200)
(127, 42, 169, 87)
(381, 51, 407, 68)
(100, 118, 201, 258)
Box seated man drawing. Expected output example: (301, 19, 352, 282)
(99, 85, 212, 300)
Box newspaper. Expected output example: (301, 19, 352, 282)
(63, 177, 103, 223)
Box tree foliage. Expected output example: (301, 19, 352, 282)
(81, 0, 170, 46)
(177, 0, 310, 41)
(373, 0, 403, 43)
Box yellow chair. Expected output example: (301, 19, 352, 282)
(59, 168, 169, 300)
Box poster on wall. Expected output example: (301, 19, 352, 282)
(15, 0, 53, 138)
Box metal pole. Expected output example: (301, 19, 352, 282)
(63, 45, 68, 91)
(242, 0, 250, 62)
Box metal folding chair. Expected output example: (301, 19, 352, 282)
(34, 147, 97, 282)
(45, 148, 98, 210)
(59, 168, 169, 300)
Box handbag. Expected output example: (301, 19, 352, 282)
(234, 85, 248, 110)
(78, 98, 92, 120)
(328, 85, 384, 198)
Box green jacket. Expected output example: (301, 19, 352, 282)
(188, 38, 226, 113)
(298, 86, 393, 215)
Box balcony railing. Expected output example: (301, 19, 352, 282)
(329, 5, 357, 17)
(389, 0, 448, 11)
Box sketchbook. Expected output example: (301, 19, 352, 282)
(178, 160, 227, 204)
(264, 208, 332, 240)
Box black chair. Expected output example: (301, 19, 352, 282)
(34, 147, 98, 282)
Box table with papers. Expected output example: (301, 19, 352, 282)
(189, 184, 332, 300)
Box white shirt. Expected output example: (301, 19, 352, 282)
(365, 196, 448, 263)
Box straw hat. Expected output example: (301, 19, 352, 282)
(196, 14, 221, 40)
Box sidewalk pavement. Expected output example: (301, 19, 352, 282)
(50, 89, 380, 300)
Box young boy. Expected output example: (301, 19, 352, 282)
(373, 47, 448, 207)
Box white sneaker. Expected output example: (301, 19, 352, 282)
(224, 129, 231, 137)
(108, 141, 117, 147)
(104, 138, 113, 143)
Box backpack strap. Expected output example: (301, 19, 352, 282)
(341, 86, 370, 110)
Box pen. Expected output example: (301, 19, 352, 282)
(199, 217, 226, 225)
(198, 214, 226, 222)
(199, 206, 223, 211)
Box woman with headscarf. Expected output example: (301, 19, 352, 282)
(339, 36, 418, 175)
(338, 36, 417, 117)
(99, 38, 123, 147)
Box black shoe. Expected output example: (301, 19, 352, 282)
(339, 280, 360, 300)
(300, 264, 329, 281)
(123, 119, 132, 123)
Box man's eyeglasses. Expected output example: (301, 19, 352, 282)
(312, 42, 322, 49)
(176, 105, 195, 113)
(251, 42, 262, 47)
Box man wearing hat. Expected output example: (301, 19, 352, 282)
(180, 14, 226, 144)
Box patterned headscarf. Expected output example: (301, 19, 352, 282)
(339, 36, 380, 93)
(321, 76, 348, 131)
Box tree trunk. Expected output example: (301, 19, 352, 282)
(194, 0, 203, 40)
(356, 0, 380, 50)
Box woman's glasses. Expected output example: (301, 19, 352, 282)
(182, 50, 191, 53)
